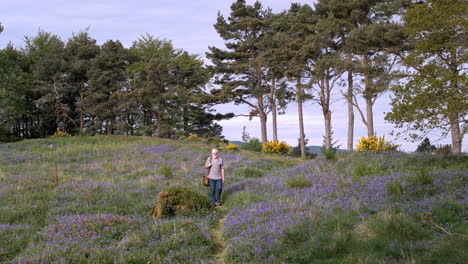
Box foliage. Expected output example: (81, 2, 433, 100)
(356, 135, 399, 152)
(237, 167, 263, 178)
(435, 144, 452, 156)
(159, 163, 173, 178)
(241, 126, 251, 143)
(240, 138, 263, 152)
(187, 134, 203, 141)
(206, 0, 272, 143)
(407, 168, 434, 186)
(262, 140, 291, 155)
(416, 137, 437, 152)
(285, 176, 312, 189)
(385, 0, 467, 154)
(220, 143, 239, 152)
(153, 186, 212, 218)
(386, 180, 404, 199)
(0, 31, 230, 142)
(322, 149, 337, 160)
(50, 131, 69, 138)
(290, 136, 317, 159)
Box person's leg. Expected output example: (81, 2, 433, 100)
(215, 179, 223, 204)
(209, 179, 216, 205)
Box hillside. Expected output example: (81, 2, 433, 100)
(0, 136, 467, 263)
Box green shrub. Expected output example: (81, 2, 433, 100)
(355, 211, 430, 242)
(240, 138, 262, 152)
(159, 163, 173, 178)
(353, 160, 387, 177)
(407, 168, 433, 186)
(431, 199, 466, 223)
(237, 167, 263, 178)
(322, 149, 336, 160)
(278, 212, 356, 262)
(290, 137, 317, 159)
(286, 176, 312, 189)
(206, 136, 225, 146)
(151, 186, 212, 218)
(353, 162, 375, 177)
(420, 231, 468, 263)
(386, 180, 404, 199)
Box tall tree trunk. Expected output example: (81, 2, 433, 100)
(270, 78, 278, 141)
(324, 110, 332, 150)
(363, 55, 374, 137)
(347, 53, 354, 151)
(256, 92, 268, 144)
(448, 112, 462, 154)
(365, 97, 374, 137)
(297, 77, 306, 158)
(80, 81, 84, 131)
(259, 108, 268, 144)
(182, 106, 188, 133)
(448, 50, 462, 154)
(156, 111, 162, 137)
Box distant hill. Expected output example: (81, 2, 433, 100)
(228, 140, 345, 156)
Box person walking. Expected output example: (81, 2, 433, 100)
(205, 149, 225, 206)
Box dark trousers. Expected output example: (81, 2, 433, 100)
(209, 179, 222, 204)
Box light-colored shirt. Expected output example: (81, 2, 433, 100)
(205, 156, 223, 180)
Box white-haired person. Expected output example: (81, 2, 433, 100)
(205, 148, 225, 206)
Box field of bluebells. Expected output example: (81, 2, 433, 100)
(0, 135, 467, 263)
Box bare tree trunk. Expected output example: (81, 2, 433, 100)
(270, 78, 278, 141)
(363, 55, 374, 137)
(366, 97, 374, 137)
(448, 51, 463, 154)
(80, 81, 84, 131)
(448, 111, 462, 154)
(156, 112, 162, 137)
(324, 110, 332, 150)
(53, 76, 66, 133)
(347, 53, 354, 151)
(259, 109, 268, 144)
(297, 77, 306, 158)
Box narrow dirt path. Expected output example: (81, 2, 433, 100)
(211, 206, 228, 264)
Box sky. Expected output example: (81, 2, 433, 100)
(0, 0, 465, 152)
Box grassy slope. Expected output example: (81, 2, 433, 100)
(0, 135, 299, 263)
(0, 135, 467, 264)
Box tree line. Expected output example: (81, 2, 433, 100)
(0, 0, 466, 155)
(207, 0, 466, 155)
(0, 30, 233, 141)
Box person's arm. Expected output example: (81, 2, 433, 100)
(204, 157, 211, 169)
(221, 159, 225, 183)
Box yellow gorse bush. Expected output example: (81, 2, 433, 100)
(226, 143, 239, 150)
(187, 134, 202, 141)
(219, 143, 239, 151)
(262, 140, 291, 155)
(356, 135, 399, 152)
(51, 131, 69, 138)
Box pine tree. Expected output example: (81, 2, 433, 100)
(344, 1, 404, 137)
(262, 3, 315, 157)
(129, 34, 182, 137)
(303, 2, 346, 151)
(87, 40, 129, 135)
(386, 0, 467, 154)
(0, 45, 28, 141)
(65, 30, 100, 133)
(24, 30, 68, 136)
(207, 0, 271, 143)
